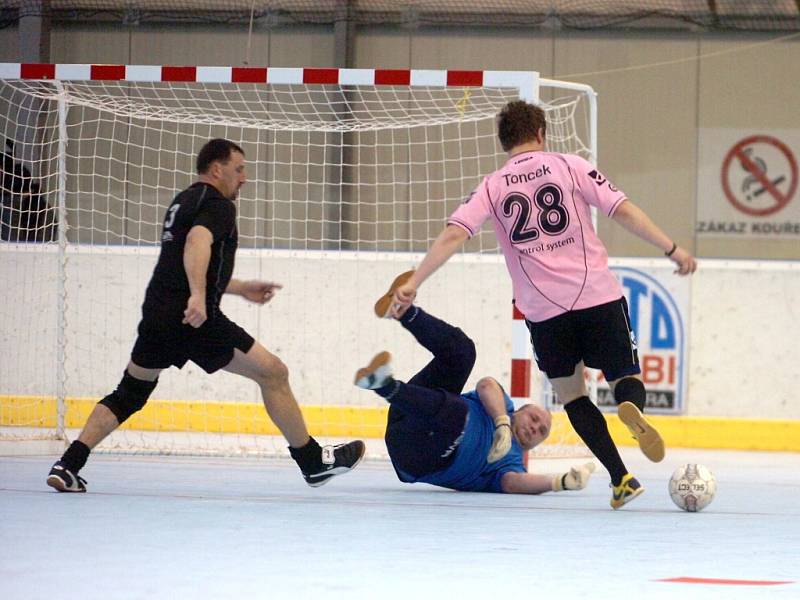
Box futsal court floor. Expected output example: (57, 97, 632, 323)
(1, 446, 798, 600)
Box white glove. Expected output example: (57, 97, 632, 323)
(552, 462, 597, 491)
(487, 415, 512, 463)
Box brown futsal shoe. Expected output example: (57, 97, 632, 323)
(618, 401, 665, 463)
(354, 351, 393, 390)
(373, 270, 415, 318)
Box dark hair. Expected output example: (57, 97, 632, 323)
(196, 138, 245, 174)
(497, 101, 547, 152)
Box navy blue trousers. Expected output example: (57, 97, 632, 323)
(377, 307, 476, 478)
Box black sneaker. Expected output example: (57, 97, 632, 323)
(47, 461, 87, 493)
(304, 440, 365, 487)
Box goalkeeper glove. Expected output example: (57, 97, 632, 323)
(552, 462, 597, 491)
(487, 415, 512, 463)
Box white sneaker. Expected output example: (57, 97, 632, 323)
(354, 351, 393, 389)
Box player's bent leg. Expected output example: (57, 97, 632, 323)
(611, 376, 665, 463)
(402, 309, 476, 393)
(554, 364, 636, 507)
(548, 362, 588, 403)
(225, 342, 365, 487)
(98, 366, 159, 425)
(47, 363, 160, 493)
(224, 343, 309, 447)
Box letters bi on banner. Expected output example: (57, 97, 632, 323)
(596, 265, 689, 414)
(697, 128, 800, 238)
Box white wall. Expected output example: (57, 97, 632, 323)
(2, 246, 798, 419)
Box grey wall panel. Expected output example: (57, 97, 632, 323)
(135, 23, 338, 68)
(265, 26, 335, 67)
(698, 34, 800, 129)
(353, 27, 412, 69)
(553, 32, 699, 258)
(51, 23, 131, 64)
(409, 27, 554, 73)
(0, 27, 21, 62)
(130, 24, 265, 66)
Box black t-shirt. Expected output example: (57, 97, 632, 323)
(143, 182, 238, 321)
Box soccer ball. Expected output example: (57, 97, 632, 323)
(668, 464, 717, 512)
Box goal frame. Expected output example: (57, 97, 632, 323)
(0, 63, 598, 455)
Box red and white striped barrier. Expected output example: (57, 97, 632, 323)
(0, 63, 539, 98)
(510, 303, 533, 469)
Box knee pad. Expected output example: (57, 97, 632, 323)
(613, 377, 646, 412)
(99, 370, 158, 424)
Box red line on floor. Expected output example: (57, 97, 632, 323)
(656, 577, 794, 586)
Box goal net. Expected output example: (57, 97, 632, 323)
(0, 65, 595, 457)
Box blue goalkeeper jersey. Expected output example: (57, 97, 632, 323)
(411, 390, 526, 493)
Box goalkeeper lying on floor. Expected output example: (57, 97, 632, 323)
(354, 271, 596, 495)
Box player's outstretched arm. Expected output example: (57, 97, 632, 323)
(500, 462, 596, 494)
(475, 377, 513, 463)
(226, 279, 283, 304)
(611, 199, 697, 275)
(391, 224, 468, 317)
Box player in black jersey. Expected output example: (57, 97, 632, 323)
(47, 138, 364, 492)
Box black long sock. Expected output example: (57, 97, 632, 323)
(60, 440, 90, 473)
(613, 377, 647, 412)
(288, 436, 323, 474)
(564, 396, 628, 486)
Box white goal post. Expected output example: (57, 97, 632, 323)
(0, 63, 596, 457)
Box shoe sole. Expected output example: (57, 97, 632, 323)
(354, 351, 392, 387)
(46, 474, 85, 493)
(374, 270, 415, 318)
(610, 484, 645, 510)
(306, 443, 366, 488)
(618, 402, 665, 463)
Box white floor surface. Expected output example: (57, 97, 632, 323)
(1, 447, 798, 600)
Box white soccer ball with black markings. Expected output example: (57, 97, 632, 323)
(669, 464, 717, 512)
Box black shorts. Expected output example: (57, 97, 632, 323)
(526, 296, 640, 381)
(131, 311, 255, 374)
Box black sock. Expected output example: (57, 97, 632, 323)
(613, 377, 647, 412)
(288, 436, 323, 474)
(399, 305, 419, 324)
(375, 379, 399, 400)
(564, 396, 627, 486)
(60, 440, 90, 473)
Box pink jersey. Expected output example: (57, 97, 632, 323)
(448, 151, 626, 322)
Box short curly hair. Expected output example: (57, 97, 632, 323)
(497, 101, 547, 152)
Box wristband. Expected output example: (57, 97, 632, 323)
(665, 242, 677, 257)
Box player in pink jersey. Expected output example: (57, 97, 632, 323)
(388, 100, 697, 509)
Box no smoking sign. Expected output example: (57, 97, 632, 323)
(721, 135, 798, 217)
